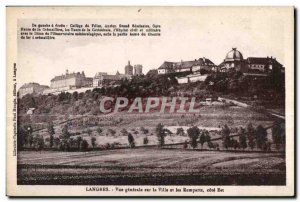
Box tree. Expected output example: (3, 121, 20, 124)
(187, 126, 200, 149)
(68, 138, 76, 149)
(25, 126, 33, 148)
(27, 133, 33, 148)
(204, 131, 211, 142)
(120, 128, 128, 135)
(143, 137, 149, 145)
(53, 137, 60, 148)
(183, 140, 188, 149)
(80, 139, 89, 151)
(91, 137, 97, 148)
(222, 125, 231, 150)
(238, 127, 247, 150)
(199, 132, 206, 149)
(60, 124, 70, 151)
(47, 123, 55, 148)
(33, 135, 44, 151)
(272, 122, 285, 150)
(38, 136, 45, 151)
(156, 123, 170, 147)
(128, 133, 135, 148)
(176, 128, 185, 136)
(107, 128, 116, 136)
(140, 127, 149, 134)
(246, 123, 256, 150)
(233, 139, 240, 150)
(17, 126, 28, 150)
(87, 129, 92, 136)
(61, 124, 70, 140)
(207, 141, 216, 150)
(255, 125, 268, 150)
(97, 127, 103, 135)
(76, 136, 82, 149)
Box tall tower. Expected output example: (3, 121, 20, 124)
(125, 60, 133, 75)
(134, 64, 143, 75)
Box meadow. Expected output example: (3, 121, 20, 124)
(34, 104, 276, 148)
(17, 148, 285, 185)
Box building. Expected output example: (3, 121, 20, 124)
(158, 57, 215, 74)
(176, 74, 208, 84)
(93, 73, 121, 87)
(93, 71, 131, 88)
(18, 82, 49, 98)
(134, 64, 143, 75)
(219, 48, 247, 72)
(92, 72, 108, 87)
(50, 70, 92, 92)
(158, 62, 175, 74)
(219, 48, 285, 73)
(191, 57, 215, 73)
(246, 57, 284, 73)
(125, 61, 133, 75)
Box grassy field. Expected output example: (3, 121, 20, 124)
(33, 105, 276, 148)
(18, 148, 285, 185)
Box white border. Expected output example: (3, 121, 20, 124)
(1, 1, 298, 201)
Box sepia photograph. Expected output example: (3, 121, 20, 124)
(6, 6, 294, 197)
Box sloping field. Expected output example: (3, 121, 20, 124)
(34, 105, 275, 148)
(18, 148, 285, 185)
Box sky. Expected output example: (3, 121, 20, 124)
(17, 7, 293, 87)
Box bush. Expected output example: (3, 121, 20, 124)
(91, 137, 97, 148)
(80, 139, 89, 151)
(187, 126, 200, 149)
(140, 127, 149, 134)
(143, 137, 149, 145)
(128, 133, 135, 148)
(107, 128, 116, 136)
(96, 127, 103, 135)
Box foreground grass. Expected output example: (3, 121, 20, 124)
(18, 148, 285, 185)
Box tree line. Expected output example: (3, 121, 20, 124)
(155, 121, 285, 151)
(17, 120, 285, 152)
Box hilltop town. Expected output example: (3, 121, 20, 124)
(18, 47, 285, 99)
(17, 47, 286, 186)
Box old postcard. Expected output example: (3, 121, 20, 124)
(6, 6, 294, 197)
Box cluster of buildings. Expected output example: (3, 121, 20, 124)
(157, 48, 285, 75)
(18, 48, 285, 98)
(156, 48, 285, 84)
(18, 61, 143, 98)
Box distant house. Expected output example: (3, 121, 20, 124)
(158, 61, 175, 74)
(246, 57, 284, 73)
(18, 82, 49, 98)
(93, 71, 131, 88)
(219, 48, 285, 74)
(176, 74, 208, 84)
(191, 57, 215, 73)
(50, 70, 92, 92)
(158, 57, 215, 75)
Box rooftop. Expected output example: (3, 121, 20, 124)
(158, 58, 215, 70)
(51, 71, 86, 82)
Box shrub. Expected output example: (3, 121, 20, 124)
(187, 126, 200, 149)
(80, 139, 89, 151)
(143, 137, 149, 145)
(128, 133, 135, 148)
(91, 137, 97, 148)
